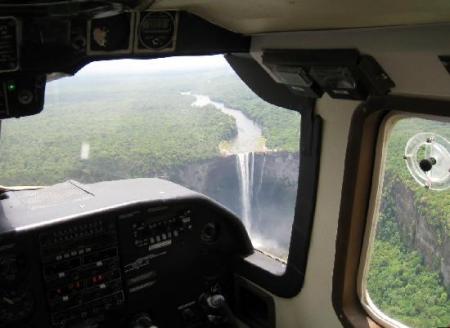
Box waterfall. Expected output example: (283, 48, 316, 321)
(257, 154, 266, 195)
(236, 152, 255, 233)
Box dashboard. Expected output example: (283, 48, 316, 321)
(0, 179, 253, 328)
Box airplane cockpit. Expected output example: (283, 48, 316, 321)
(0, 1, 449, 328)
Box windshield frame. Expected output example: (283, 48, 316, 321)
(227, 54, 321, 297)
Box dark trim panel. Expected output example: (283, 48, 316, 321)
(234, 275, 276, 328)
(226, 54, 322, 297)
(333, 95, 450, 327)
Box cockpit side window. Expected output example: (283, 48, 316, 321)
(333, 97, 450, 328)
(360, 115, 450, 328)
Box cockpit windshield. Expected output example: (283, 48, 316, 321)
(0, 55, 301, 261)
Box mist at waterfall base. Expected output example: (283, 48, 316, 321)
(170, 150, 299, 260)
(234, 152, 298, 259)
(171, 94, 300, 260)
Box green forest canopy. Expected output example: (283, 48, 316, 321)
(187, 69, 301, 152)
(0, 66, 300, 186)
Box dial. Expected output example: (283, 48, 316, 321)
(138, 11, 176, 50)
(0, 286, 34, 324)
(90, 13, 132, 52)
(0, 250, 34, 325)
(0, 252, 28, 285)
(0, 254, 19, 284)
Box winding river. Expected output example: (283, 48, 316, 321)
(183, 93, 264, 154)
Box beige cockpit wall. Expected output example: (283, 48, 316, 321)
(151, 0, 450, 34)
(242, 25, 450, 327)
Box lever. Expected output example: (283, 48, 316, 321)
(203, 294, 239, 328)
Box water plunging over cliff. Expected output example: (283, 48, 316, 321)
(236, 152, 255, 232)
(180, 92, 299, 260)
(184, 93, 263, 234)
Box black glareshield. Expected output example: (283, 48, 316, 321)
(226, 53, 322, 297)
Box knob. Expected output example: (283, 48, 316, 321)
(17, 89, 33, 105)
(201, 222, 219, 243)
(130, 313, 157, 328)
(206, 294, 226, 309)
(181, 307, 199, 324)
(202, 294, 239, 328)
(419, 157, 436, 172)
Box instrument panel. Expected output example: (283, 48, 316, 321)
(0, 17, 19, 73)
(0, 243, 34, 324)
(40, 217, 123, 327)
(87, 10, 179, 55)
(0, 179, 253, 328)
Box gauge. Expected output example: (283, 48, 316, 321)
(0, 286, 34, 324)
(0, 250, 34, 324)
(89, 13, 132, 52)
(0, 254, 19, 284)
(138, 11, 176, 50)
(0, 253, 28, 284)
(0, 18, 19, 73)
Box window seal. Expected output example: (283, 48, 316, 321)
(357, 112, 414, 328)
(332, 95, 450, 327)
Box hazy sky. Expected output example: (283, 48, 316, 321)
(78, 55, 229, 76)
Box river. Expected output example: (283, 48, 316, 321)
(182, 93, 265, 154)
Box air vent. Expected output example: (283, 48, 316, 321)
(439, 56, 450, 74)
(234, 277, 275, 328)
